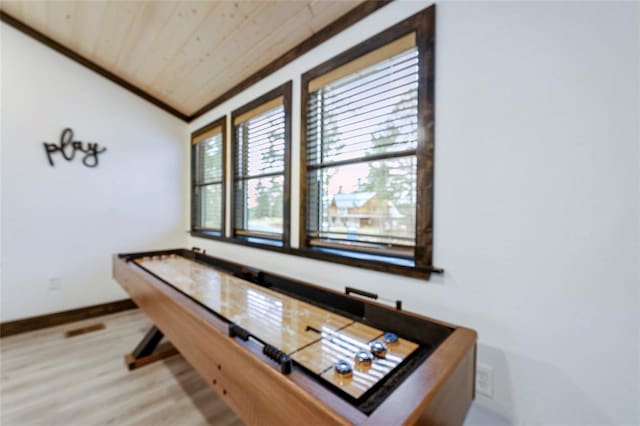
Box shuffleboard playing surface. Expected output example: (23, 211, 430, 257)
(135, 255, 419, 399)
(292, 322, 418, 399)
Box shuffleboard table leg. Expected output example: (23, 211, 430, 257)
(125, 326, 179, 370)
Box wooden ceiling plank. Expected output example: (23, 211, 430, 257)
(184, 1, 354, 112)
(93, 2, 144, 70)
(71, 1, 107, 56)
(171, 2, 305, 110)
(184, 18, 312, 112)
(45, 1, 76, 49)
(171, 1, 312, 111)
(133, 1, 217, 99)
(253, 2, 360, 67)
(112, 2, 153, 73)
(19, 1, 48, 31)
(114, 1, 178, 82)
(0, 1, 23, 21)
(207, 1, 311, 72)
(186, 0, 386, 121)
(220, 15, 315, 92)
(307, 0, 358, 33)
(151, 1, 265, 104)
(308, 0, 328, 16)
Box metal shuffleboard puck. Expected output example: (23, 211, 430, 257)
(383, 332, 399, 344)
(334, 360, 353, 379)
(354, 350, 374, 370)
(369, 340, 388, 358)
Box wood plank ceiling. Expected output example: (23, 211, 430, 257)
(0, 1, 362, 117)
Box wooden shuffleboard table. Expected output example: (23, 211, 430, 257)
(114, 248, 477, 425)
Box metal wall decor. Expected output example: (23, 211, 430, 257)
(43, 128, 107, 168)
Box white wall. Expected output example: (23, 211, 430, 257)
(0, 23, 188, 322)
(187, 2, 640, 425)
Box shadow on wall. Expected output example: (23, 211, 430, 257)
(468, 344, 613, 425)
(466, 344, 514, 425)
(466, 403, 512, 426)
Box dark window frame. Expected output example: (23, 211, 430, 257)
(190, 115, 227, 237)
(229, 81, 293, 247)
(191, 7, 438, 279)
(299, 6, 435, 277)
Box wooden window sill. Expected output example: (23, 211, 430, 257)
(190, 231, 436, 279)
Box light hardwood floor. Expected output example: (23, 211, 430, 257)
(0, 309, 244, 426)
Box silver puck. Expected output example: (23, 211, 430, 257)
(369, 340, 388, 358)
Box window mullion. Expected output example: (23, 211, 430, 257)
(309, 148, 416, 170)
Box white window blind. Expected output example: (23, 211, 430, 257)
(306, 36, 419, 255)
(193, 127, 223, 231)
(234, 102, 286, 237)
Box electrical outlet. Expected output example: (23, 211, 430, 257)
(48, 277, 61, 291)
(476, 363, 494, 398)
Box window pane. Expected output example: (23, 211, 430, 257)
(234, 100, 286, 239)
(307, 48, 418, 167)
(237, 175, 284, 235)
(236, 106, 285, 178)
(308, 156, 416, 246)
(306, 44, 419, 252)
(200, 184, 222, 229)
(196, 133, 223, 184)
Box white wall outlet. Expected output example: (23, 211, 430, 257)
(476, 363, 494, 398)
(48, 277, 61, 291)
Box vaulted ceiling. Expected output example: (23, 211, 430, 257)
(0, 1, 365, 119)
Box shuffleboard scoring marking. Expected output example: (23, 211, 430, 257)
(292, 322, 418, 398)
(134, 255, 419, 400)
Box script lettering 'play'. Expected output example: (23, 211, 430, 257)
(43, 128, 107, 168)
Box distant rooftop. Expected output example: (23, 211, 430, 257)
(332, 191, 404, 218)
(333, 192, 376, 209)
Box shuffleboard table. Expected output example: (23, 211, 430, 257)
(113, 248, 477, 425)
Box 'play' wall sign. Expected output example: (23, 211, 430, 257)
(43, 128, 107, 168)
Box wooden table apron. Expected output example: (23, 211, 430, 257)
(113, 255, 477, 426)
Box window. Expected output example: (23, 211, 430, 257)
(191, 116, 226, 235)
(231, 82, 292, 246)
(300, 7, 435, 275)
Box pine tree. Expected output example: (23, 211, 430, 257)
(361, 95, 415, 209)
(251, 112, 284, 226)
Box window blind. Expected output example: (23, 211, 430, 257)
(193, 129, 224, 231)
(306, 36, 419, 254)
(234, 102, 286, 237)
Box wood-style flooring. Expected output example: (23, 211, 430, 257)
(0, 309, 244, 426)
